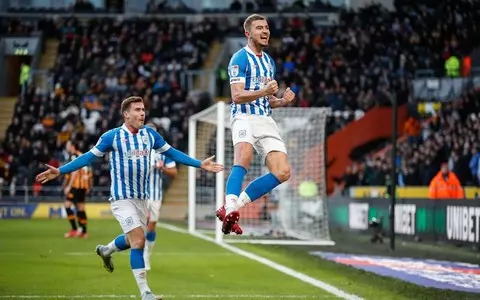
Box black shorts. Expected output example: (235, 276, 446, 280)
(67, 188, 87, 204)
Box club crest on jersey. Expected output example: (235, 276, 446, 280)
(142, 136, 149, 144)
(230, 65, 239, 77)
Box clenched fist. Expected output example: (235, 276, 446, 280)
(264, 80, 279, 96)
(282, 87, 296, 105)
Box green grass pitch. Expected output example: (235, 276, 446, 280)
(0, 219, 478, 300)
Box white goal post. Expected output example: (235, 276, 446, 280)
(188, 101, 335, 246)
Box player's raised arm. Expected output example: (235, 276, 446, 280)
(148, 127, 223, 173)
(229, 52, 278, 104)
(36, 130, 114, 184)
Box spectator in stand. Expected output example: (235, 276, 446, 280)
(404, 117, 421, 144)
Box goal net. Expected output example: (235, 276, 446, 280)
(188, 101, 334, 245)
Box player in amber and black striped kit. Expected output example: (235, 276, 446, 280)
(63, 140, 92, 238)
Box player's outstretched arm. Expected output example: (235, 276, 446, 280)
(37, 130, 114, 184)
(35, 152, 97, 184)
(162, 147, 223, 173)
(149, 127, 223, 173)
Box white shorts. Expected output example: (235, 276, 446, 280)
(231, 114, 287, 162)
(147, 200, 162, 222)
(110, 199, 148, 234)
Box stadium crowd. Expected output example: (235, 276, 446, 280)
(1, 0, 480, 195)
(269, 0, 480, 135)
(0, 17, 217, 196)
(341, 88, 480, 190)
(337, 0, 480, 189)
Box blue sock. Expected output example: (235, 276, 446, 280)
(114, 234, 130, 251)
(244, 173, 281, 202)
(130, 248, 145, 270)
(145, 231, 156, 242)
(130, 248, 145, 269)
(226, 165, 247, 197)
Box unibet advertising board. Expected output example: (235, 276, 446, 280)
(329, 197, 480, 246)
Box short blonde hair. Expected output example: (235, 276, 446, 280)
(243, 14, 267, 32)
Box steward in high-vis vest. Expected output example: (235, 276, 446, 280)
(445, 56, 460, 77)
(429, 163, 464, 199)
(19, 63, 30, 86)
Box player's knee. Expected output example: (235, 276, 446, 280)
(129, 235, 145, 249)
(76, 203, 85, 211)
(64, 200, 72, 207)
(234, 143, 253, 168)
(128, 228, 146, 249)
(274, 165, 290, 183)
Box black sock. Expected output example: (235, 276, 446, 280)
(77, 210, 87, 233)
(65, 206, 77, 230)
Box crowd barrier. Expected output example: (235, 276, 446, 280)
(329, 197, 480, 245)
(349, 186, 480, 199)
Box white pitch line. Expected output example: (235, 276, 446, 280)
(0, 295, 332, 299)
(158, 223, 364, 300)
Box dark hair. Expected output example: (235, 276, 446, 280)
(68, 140, 80, 151)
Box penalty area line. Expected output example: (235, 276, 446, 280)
(157, 223, 364, 300)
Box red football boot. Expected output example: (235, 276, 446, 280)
(215, 206, 226, 221)
(64, 229, 77, 238)
(216, 206, 243, 235)
(222, 210, 240, 235)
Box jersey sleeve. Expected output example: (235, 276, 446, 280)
(90, 130, 115, 157)
(147, 127, 171, 153)
(164, 155, 176, 168)
(228, 51, 248, 85)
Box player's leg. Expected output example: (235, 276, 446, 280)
(111, 199, 157, 299)
(217, 116, 253, 234)
(96, 200, 134, 272)
(237, 150, 290, 205)
(64, 191, 77, 238)
(127, 225, 154, 298)
(96, 233, 130, 272)
(75, 189, 88, 238)
(128, 200, 159, 299)
(144, 200, 161, 271)
(236, 118, 290, 207)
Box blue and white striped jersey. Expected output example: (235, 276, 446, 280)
(228, 46, 276, 118)
(149, 152, 176, 201)
(90, 124, 170, 201)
